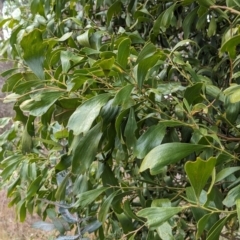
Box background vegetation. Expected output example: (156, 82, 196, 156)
(1, 0, 240, 239)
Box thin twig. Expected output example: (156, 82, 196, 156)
(210, 5, 240, 16)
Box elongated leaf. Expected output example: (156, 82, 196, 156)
(59, 208, 77, 224)
(117, 38, 131, 68)
(237, 199, 240, 229)
(82, 220, 102, 234)
(17, 200, 26, 222)
(185, 157, 216, 199)
(56, 235, 80, 240)
(112, 84, 134, 109)
(136, 42, 156, 63)
(20, 91, 64, 116)
(74, 187, 107, 208)
(32, 221, 56, 231)
(55, 173, 70, 201)
(137, 54, 159, 89)
(20, 29, 46, 80)
(107, 1, 122, 26)
(221, 35, 240, 59)
(134, 124, 166, 159)
(98, 191, 119, 222)
(71, 123, 103, 174)
(27, 175, 42, 199)
(215, 166, 240, 182)
(222, 184, 240, 207)
(124, 108, 137, 148)
(140, 143, 206, 175)
(161, 3, 176, 29)
(156, 222, 174, 240)
(137, 207, 184, 228)
(206, 216, 230, 240)
(67, 93, 111, 135)
(123, 200, 141, 221)
(196, 213, 213, 239)
(183, 8, 198, 39)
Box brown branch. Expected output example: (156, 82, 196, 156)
(210, 5, 240, 15)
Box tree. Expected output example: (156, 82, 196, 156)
(1, 0, 240, 239)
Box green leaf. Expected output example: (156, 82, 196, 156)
(197, 0, 215, 7)
(107, 1, 122, 26)
(74, 187, 107, 208)
(215, 167, 240, 182)
(134, 124, 166, 159)
(136, 42, 156, 63)
(184, 83, 203, 105)
(55, 173, 70, 201)
(17, 200, 27, 222)
(123, 200, 142, 221)
(206, 216, 230, 240)
(183, 8, 198, 39)
(124, 108, 137, 148)
(156, 222, 174, 240)
(21, 125, 33, 154)
(115, 213, 134, 234)
(2, 72, 23, 92)
(20, 29, 46, 80)
(27, 175, 42, 199)
(20, 91, 64, 116)
(236, 199, 240, 229)
(67, 93, 111, 135)
(117, 38, 131, 69)
(60, 51, 83, 73)
(222, 184, 240, 207)
(207, 16, 216, 37)
(137, 54, 159, 89)
(185, 157, 216, 199)
(71, 123, 103, 174)
(112, 84, 134, 109)
(77, 28, 94, 47)
(221, 35, 240, 59)
(196, 213, 213, 239)
(98, 191, 119, 223)
(161, 3, 177, 29)
(137, 207, 184, 228)
(140, 143, 206, 175)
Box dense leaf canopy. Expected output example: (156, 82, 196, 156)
(1, 0, 240, 239)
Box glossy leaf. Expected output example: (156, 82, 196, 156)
(74, 187, 107, 208)
(112, 84, 134, 109)
(222, 185, 240, 207)
(221, 35, 240, 59)
(124, 108, 137, 148)
(206, 216, 230, 240)
(134, 124, 166, 159)
(140, 143, 206, 175)
(117, 38, 131, 68)
(137, 54, 159, 90)
(20, 29, 46, 80)
(71, 123, 102, 174)
(67, 93, 111, 135)
(137, 207, 184, 228)
(196, 213, 213, 239)
(215, 166, 240, 182)
(98, 191, 119, 222)
(20, 91, 64, 116)
(185, 157, 216, 199)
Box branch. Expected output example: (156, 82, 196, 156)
(210, 5, 240, 16)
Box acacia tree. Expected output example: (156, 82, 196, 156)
(1, 0, 240, 239)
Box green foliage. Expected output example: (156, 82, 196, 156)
(1, 0, 240, 239)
